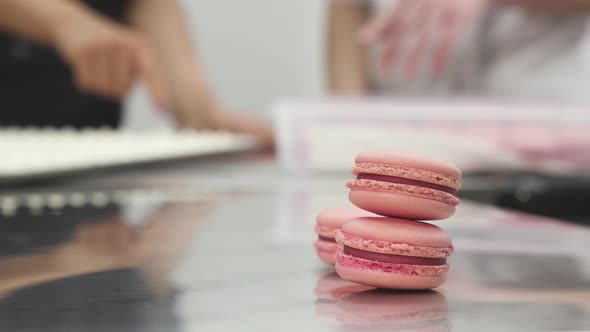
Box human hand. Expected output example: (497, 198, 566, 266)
(360, 0, 487, 78)
(175, 101, 275, 149)
(170, 73, 275, 148)
(54, 16, 168, 107)
(216, 109, 275, 148)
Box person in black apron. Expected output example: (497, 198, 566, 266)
(0, 0, 273, 145)
(0, 1, 131, 128)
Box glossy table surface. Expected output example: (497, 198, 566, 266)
(0, 154, 589, 332)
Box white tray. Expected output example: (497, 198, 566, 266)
(273, 97, 590, 175)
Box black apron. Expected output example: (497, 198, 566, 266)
(0, 0, 131, 128)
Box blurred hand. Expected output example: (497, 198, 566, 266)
(55, 17, 168, 107)
(217, 109, 275, 148)
(360, 0, 487, 78)
(170, 73, 275, 148)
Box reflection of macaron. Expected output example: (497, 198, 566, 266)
(314, 272, 375, 320)
(315, 272, 375, 301)
(315, 206, 377, 265)
(347, 150, 461, 220)
(335, 289, 450, 332)
(336, 217, 453, 290)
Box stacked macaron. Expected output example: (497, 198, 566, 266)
(314, 150, 461, 290)
(314, 206, 378, 265)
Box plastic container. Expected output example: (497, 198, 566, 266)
(273, 97, 590, 175)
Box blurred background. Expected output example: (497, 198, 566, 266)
(125, 0, 325, 129)
(127, 0, 590, 126)
(0, 0, 589, 219)
(1, 1, 590, 330)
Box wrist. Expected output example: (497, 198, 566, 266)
(51, 7, 112, 54)
(169, 60, 208, 84)
(47, 1, 90, 48)
(174, 64, 217, 97)
(50, 20, 72, 51)
(51, 15, 90, 54)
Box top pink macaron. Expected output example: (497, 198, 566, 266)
(347, 150, 461, 220)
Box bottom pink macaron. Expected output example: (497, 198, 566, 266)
(335, 217, 453, 290)
(314, 206, 377, 265)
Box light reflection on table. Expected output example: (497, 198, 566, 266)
(0, 157, 589, 331)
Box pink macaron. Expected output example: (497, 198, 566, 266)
(315, 206, 377, 265)
(335, 217, 453, 290)
(347, 150, 461, 220)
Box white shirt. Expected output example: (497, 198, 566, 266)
(370, 2, 590, 103)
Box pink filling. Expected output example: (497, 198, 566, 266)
(356, 173, 457, 195)
(318, 235, 336, 243)
(343, 246, 446, 266)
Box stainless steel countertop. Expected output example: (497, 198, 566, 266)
(0, 154, 589, 332)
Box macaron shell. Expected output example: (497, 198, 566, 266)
(339, 217, 452, 248)
(336, 253, 447, 290)
(315, 224, 340, 239)
(347, 179, 460, 205)
(349, 190, 455, 220)
(336, 264, 447, 290)
(315, 239, 339, 265)
(336, 232, 452, 258)
(353, 163, 460, 190)
(355, 150, 461, 180)
(317, 206, 378, 228)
